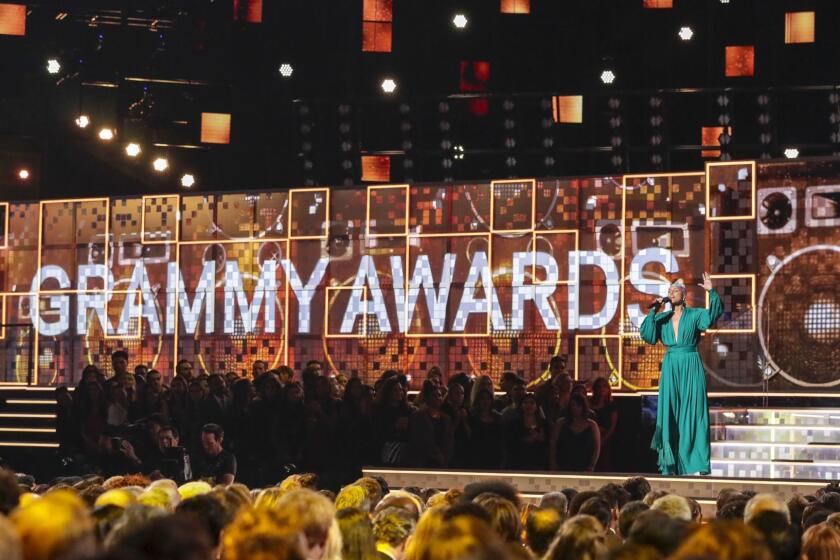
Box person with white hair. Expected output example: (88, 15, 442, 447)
(651, 494, 692, 522)
(743, 493, 790, 524)
(641, 273, 723, 476)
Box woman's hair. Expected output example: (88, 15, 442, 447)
(421, 380, 440, 405)
(335, 485, 371, 513)
(544, 514, 607, 560)
(414, 515, 507, 560)
(337, 507, 378, 560)
(403, 506, 444, 560)
(669, 520, 772, 560)
(801, 523, 840, 560)
(11, 489, 96, 560)
(375, 377, 405, 406)
(567, 393, 591, 420)
(469, 375, 495, 409)
(274, 489, 342, 560)
(472, 494, 520, 543)
(222, 506, 305, 560)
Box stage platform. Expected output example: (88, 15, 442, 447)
(362, 467, 828, 519)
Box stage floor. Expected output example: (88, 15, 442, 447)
(362, 467, 828, 519)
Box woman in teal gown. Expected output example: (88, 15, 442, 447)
(640, 273, 723, 475)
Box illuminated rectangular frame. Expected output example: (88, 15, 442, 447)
(490, 178, 536, 233)
(0, 202, 8, 250)
(324, 285, 368, 339)
(530, 229, 579, 285)
(705, 273, 757, 334)
(705, 160, 756, 221)
(366, 184, 410, 238)
(289, 188, 330, 240)
(404, 232, 492, 338)
(140, 194, 180, 245)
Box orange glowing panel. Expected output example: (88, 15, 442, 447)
(500, 0, 530, 14)
(0, 3, 26, 36)
(233, 0, 262, 23)
(725, 46, 755, 77)
(460, 61, 491, 92)
(552, 96, 583, 124)
(361, 156, 390, 182)
(200, 113, 231, 145)
(362, 0, 393, 53)
(701, 126, 732, 158)
(642, 0, 672, 8)
(785, 12, 815, 44)
(362, 22, 392, 53)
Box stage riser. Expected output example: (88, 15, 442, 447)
(713, 426, 840, 444)
(711, 409, 840, 427)
(712, 445, 840, 462)
(711, 463, 840, 480)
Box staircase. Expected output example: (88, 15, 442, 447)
(0, 387, 58, 449)
(711, 408, 840, 479)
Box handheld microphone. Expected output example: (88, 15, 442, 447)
(648, 297, 671, 310)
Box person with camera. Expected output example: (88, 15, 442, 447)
(94, 431, 144, 476)
(143, 425, 192, 484)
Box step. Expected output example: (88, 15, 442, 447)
(711, 408, 840, 427)
(711, 459, 840, 480)
(712, 424, 840, 444)
(711, 442, 840, 462)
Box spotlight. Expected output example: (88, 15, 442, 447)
(46, 58, 61, 74)
(784, 148, 800, 159)
(381, 78, 397, 94)
(124, 143, 141, 157)
(17, 168, 30, 180)
(279, 63, 293, 77)
(454, 145, 465, 160)
(600, 70, 616, 85)
(678, 26, 694, 41)
(98, 128, 115, 141)
(152, 157, 169, 172)
(180, 173, 195, 188)
(75, 115, 90, 128)
(719, 0, 730, 3)
(453, 14, 468, 29)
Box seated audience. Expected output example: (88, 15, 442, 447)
(192, 423, 236, 484)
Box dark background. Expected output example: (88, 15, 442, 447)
(1, 0, 838, 199)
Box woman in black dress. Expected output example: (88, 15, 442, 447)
(504, 392, 549, 470)
(550, 393, 601, 472)
(441, 379, 470, 467)
(467, 388, 503, 468)
(372, 377, 415, 466)
(590, 377, 618, 471)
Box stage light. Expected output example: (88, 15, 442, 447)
(46, 58, 60, 74)
(600, 70, 616, 85)
(719, 0, 730, 3)
(784, 148, 799, 159)
(381, 78, 397, 94)
(453, 14, 468, 29)
(454, 145, 465, 160)
(678, 26, 694, 41)
(279, 63, 293, 77)
(75, 115, 90, 128)
(124, 143, 141, 157)
(152, 157, 169, 172)
(17, 168, 29, 180)
(180, 173, 195, 188)
(98, 128, 114, 141)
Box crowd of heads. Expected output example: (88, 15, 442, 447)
(4, 468, 840, 560)
(53, 351, 620, 488)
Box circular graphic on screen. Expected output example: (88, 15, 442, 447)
(758, 244, 840, 387)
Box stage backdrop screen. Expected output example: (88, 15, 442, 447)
(0, 159, 838, 393)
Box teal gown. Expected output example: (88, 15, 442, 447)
(640, 289, 723, 475)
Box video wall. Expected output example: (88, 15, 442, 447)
(0, 159, 838, 392)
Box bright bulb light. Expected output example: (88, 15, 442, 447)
(784, 148, 800, 159)
(600, 70, 616, 85)
(98, 128, 114, 141)
(18, 169, 30, 180)
(181, 174, 195, 188)
(75, 115, 90, 128)
(152, 157, 169, 172)
(453, 14, 468, 29)
(125, 143, 141, 157)
(381, 78, 397, 94)
(46, 59, 61, 74)
(678, 26, 694, 41)
(279, 63, 293, 77)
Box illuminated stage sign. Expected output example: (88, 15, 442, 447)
(1, 160, 839, 393)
